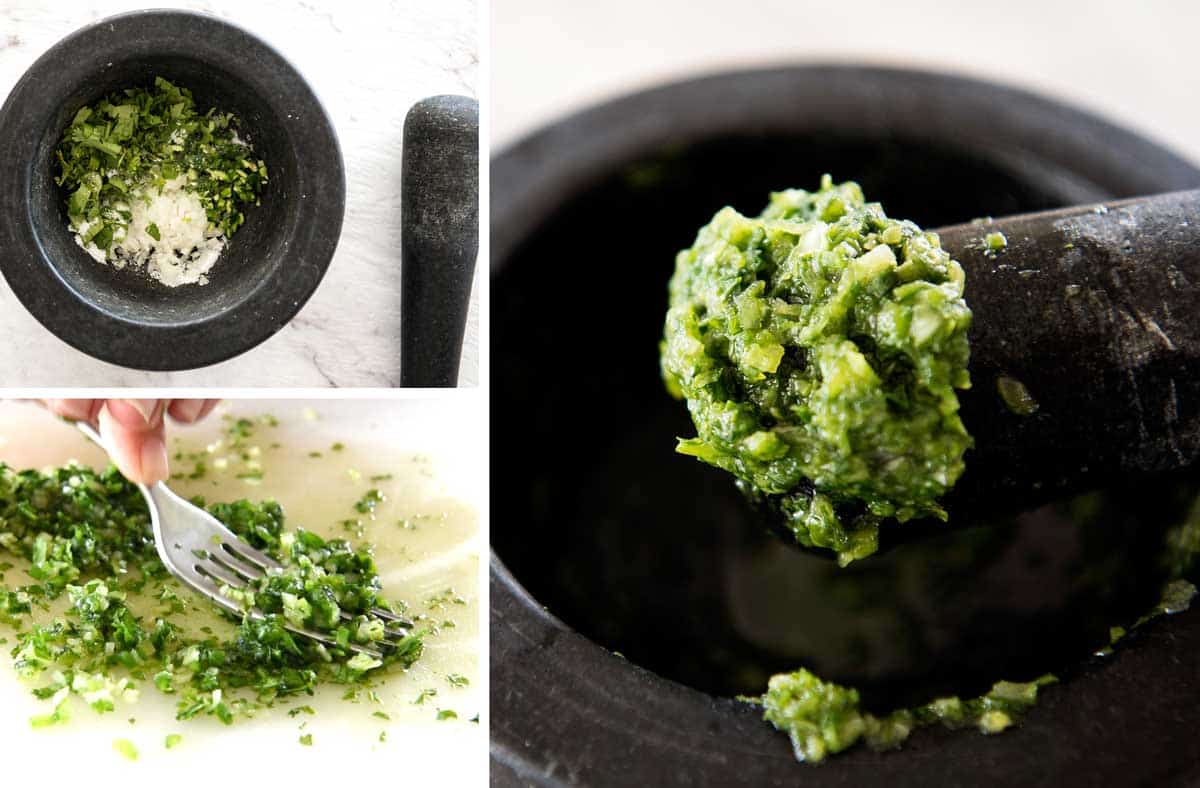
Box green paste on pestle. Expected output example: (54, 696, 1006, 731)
(662, 176, 972, 566)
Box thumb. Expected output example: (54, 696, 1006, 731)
(98, 400, 169, 485)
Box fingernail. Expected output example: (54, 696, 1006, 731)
(140, 434, 169, 484)
(109, 399, 162, 430)
(126, 399, 159, 424)
(171, 399, 205, 423)
(49, 399, 96, 422)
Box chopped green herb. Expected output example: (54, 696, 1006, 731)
(299, 733, 313, 746)
(165, 733, 182, 749)
(331, 442, 345, 452)
(414, 688, 437, 705)
(436, 709, 458, 721)
(288, 705, 316, 718)
(145, 222, 161, 242)
(56, 77, 267, 254)
(446, 673, 470, 688)
(0, 463, 423, 728)
(378, 730, 387, 743)
(372, 711, 391, 720)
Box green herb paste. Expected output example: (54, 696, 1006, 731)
(0, 463, 421, 727)
(661, 177, 972, 564)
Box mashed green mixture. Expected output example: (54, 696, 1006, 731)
(662, 176, 972, 565)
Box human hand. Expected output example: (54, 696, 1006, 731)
(42, 399, 220, 485)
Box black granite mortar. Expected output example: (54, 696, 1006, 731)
(491, 66, 1200, 786)
(0, 10, 344, 370)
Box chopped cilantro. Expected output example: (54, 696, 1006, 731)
(436, 709, 458, 721)
(446, 673, 470, 688)
(299, 733, 313, 746)
(165, 733, 182, 749)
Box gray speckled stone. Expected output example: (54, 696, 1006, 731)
(0, 9, 344, 370)
(401, 95, 479, 387)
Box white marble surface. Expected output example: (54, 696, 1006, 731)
(493, 0, 1200, 173)
(0, 0, 479, 387)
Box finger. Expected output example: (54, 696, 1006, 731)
(42, 399, 103, 422)
(167, 398, 221, 424)
(98, 401, 169, 485)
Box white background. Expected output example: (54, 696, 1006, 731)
(0, 0, 480, 387)
(493, 0, 1200, 173)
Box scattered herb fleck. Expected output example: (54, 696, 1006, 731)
(982, 231, 1008, 255)
(997, 375, 1039, 416)
(113, 738, 139, 761)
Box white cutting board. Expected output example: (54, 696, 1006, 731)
(0, 398, 485, 784)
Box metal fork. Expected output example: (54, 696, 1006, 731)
(76, 421, 411, 658)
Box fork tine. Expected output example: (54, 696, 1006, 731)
(209, 550, 259, 584)
(295, 626, 384, 659)
(194, 556, 249, 589)
(370, 607, 414, 627)
(340, 609, 413, 632)
(216, 537, 281, 573)
(217, 541, 269, 580)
